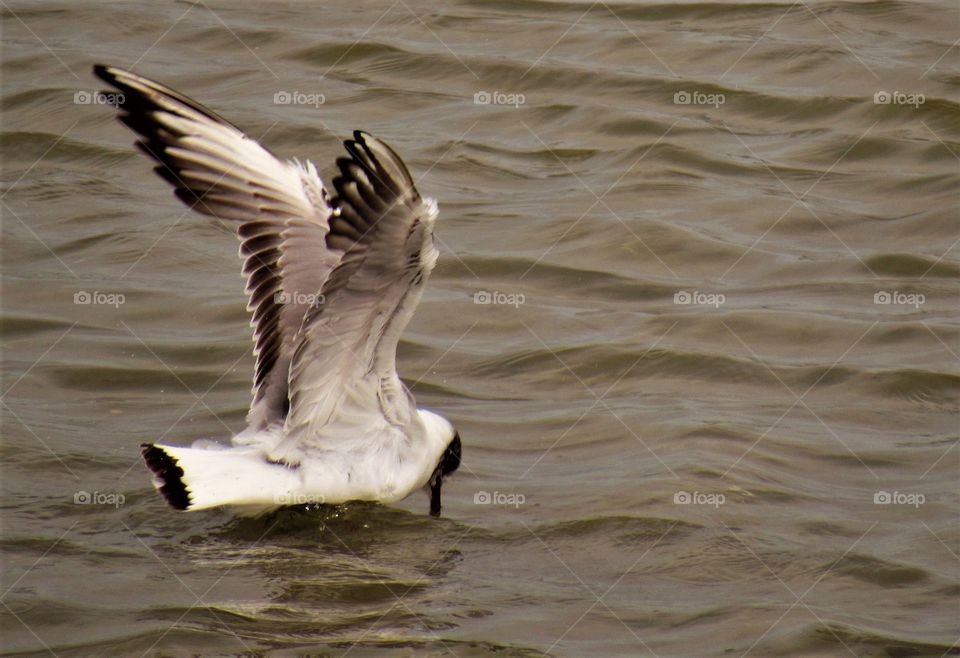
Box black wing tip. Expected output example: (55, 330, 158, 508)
(332, 131, 415, 201)
(338, 133, 375, 177)
(93, 64, 127, 91)
(92, 64, 129, 108)
(344, 131, 383, 166)
(91, 64, 240, 134)
(92, 63, 112, 80)
(141, 444, 191, 511)
(343, 130, 371, 152)
(327, 130, 422, 254)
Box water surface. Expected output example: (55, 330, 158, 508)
(2, 1, 958, 656)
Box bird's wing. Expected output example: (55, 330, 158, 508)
(94, 65, 341, 429)
(283, 131, 439, 443)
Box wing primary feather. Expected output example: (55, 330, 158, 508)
(284, 131, 439, 436)
(94, 64, 341, 430)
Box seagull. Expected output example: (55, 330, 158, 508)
(94, 65, 461, 517)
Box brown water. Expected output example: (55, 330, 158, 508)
(2, 1, 958, 656)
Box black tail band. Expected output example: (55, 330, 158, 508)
(141, 444, 191, 510)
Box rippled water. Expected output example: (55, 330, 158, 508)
(2, 1, 958, 656)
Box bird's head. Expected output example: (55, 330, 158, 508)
(428, 431, 461, 517)
(418, 409, 461, 517)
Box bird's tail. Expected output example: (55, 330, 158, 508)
(141, 443, 303, 512)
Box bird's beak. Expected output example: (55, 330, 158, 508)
(429, 468, 443, 517)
